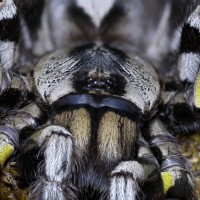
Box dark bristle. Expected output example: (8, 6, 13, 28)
(180, 23, 200, 53)
(161, 102, 200, 135)
(0, 15, 20, 42)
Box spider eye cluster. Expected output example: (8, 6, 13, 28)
(73, 70, 127, 95)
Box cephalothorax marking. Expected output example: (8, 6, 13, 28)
(34, 45, 160, 113)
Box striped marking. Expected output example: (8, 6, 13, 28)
(180, 24, 200, 53)
(178, 52, 200, 82)
(179, 6, 200, 53)
(0, 1, 19, 70)
(187, 5, 200, 30)
(179, 6, 200, 82)
(0, 0, 19, 42)
(0, 0, 17, 20)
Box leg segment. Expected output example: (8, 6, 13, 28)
(7, 102, 46, 140)
(0, 102, 44, 162)
(18, 125, 75, 200)
(0, 101, 45, 199)
(148, 118, 197, 199)
(178, 5, 200, 111)
(0, 124, 18, 167)
(160, 91, 200, 135)
(0, 102, 45, 199)
(109, 138, 164, 200)
(0, 0, 19, 94)
(178, 5, 200, 83)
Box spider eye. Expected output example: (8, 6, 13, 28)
(73, 71, 127, 96)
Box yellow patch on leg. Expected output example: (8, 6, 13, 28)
(161, 171, 175, 195)
(0, 143, 14, 166)
(194, 72, 200, 108)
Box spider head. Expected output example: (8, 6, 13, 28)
(34, 44, 160, 115)
(71, 45, 127, 96)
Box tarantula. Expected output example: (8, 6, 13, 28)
(0, 0, 200, 199)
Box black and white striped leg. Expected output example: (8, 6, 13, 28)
(110, 138, 164, 200)
(18, 125, 75, 200)
(178, 5, 200, 110)
(0, 0, 31, 101)
(0, 0, 19, 93)
(149, 118, 197, 199)
(178, 5, 200, 83)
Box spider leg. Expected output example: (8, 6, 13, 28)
(178, 5, 200, 84)
(7, 102, 45, 137)
(109, 137, 164, 200)
(148, 118, 197, 199)
(18, 125, 75, 200)
(0, 1, 31, 109)
(0, 75, 37, 176)
(0, 3, 35, 198)
(0, 0, 19, 93)
(160, 91, 200, 135)
(0, 2, 47, 199)
(0, 124, 18, 167)
(0, 102, 43, 167)
(178, 5, 200, 111)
